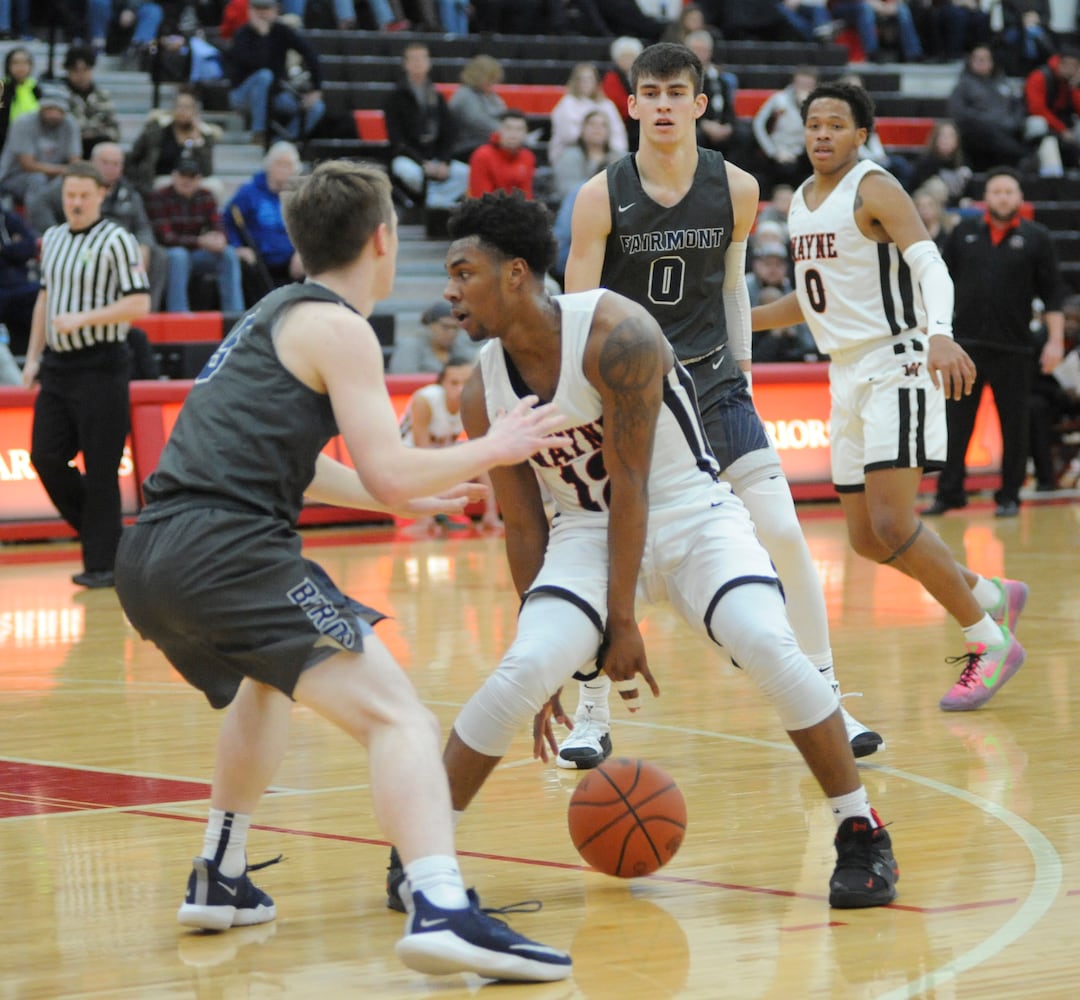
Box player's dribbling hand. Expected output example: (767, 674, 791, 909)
(488, 396, 571, 465)
(927, 336, 976, 401)
(599, 622, 659, 713)
(533, 688, 569, 761)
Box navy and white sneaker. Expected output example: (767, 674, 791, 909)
(177, 855, 280, 930)
(396, 888, 572, 982)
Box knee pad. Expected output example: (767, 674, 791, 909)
(454, 594, 601, 758)
(710, 583, 837, 731)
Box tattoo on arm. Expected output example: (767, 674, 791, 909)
(599, 316, 661, 467)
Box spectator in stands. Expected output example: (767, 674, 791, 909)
(910, 0, 991, 62)
(547, 62, 627, 167)
(0, 207, 39, 359)
(912, 179, 955, 250)
(947, 45, 1031, 172)
(388, 299, 478, 376)
(61, 45, 120, 161)
(28, 142, 166, 312)
(0, 47, 40, 151)
(1029, 294, 1080, 490)
(866, 1, 924, 62)
(448, 55, 507, 164)
(715, 1, 814, 42)
(744, 242, 816, 363)
(0, 86, 81, 209)
(601, 36, 642, 152)
(751, 66, 816, 196)
(552, 109, 620, 202)
(685, 30, 755, 165)
(778, 1, 841, 43)
(224, 141, 304, 303)
(110, 1, 168, 63)
(468, 110, 535, 199)
(1024, 47, 1080, 177)
(0, 0, 30, 40)
(925, 167, 1065, 519)
(753, 285, 821, 363)
(227, 0, 325, 146)
(126, 88, 223, 206)
(660, 3, 717, 43)
(147, 155, 245, 314)
(755, 182, 794, 245)
(996, 0, 1056, 76)
(820, 0, 881, 61)
(910, 120, 971, 203)
(385, 41, 470, 212)
(436, 0, 469, 33)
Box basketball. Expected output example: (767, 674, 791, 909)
(567, 758, 687, 878)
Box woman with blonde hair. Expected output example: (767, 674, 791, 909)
(449, 54, 507, 162)
(547, 61, 627, 166)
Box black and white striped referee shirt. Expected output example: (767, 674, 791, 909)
(40, 217, 150, 353)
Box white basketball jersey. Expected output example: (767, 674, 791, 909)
(477, 289, 723, 520)
(400, 383, 463, 448)
(788, 160, 923, 357)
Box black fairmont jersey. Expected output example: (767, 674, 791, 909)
(601, 148, 740, 384)
(141, 283, 354, 526)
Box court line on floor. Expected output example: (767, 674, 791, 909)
(616, 718, 1064, 1000)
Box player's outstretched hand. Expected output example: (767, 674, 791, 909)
(533, 688, 569, 761)
(599, 622, 659, 714)
(928, 336, 976, 401)
(487, 396, 571, 466)
(398, 482, 489, 518)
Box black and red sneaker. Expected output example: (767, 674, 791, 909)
(829, 814, 899, 909)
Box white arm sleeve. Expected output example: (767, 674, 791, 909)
(902, 239, 954, 338)
(722, 240, 752, 363)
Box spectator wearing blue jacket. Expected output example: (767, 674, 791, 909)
(223, 142, 304, 305)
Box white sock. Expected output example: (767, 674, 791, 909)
(829, 787, 877, 829)
(970, 575, 1003, 611)
(811, 654, 836, 689)
(202, 808, 251, 878)
(963, 613, 1004, 648)
(405, 855, 469, 910)
(576, 676, 611, 722)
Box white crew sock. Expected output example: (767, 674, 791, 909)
(202, 808, 251, 878)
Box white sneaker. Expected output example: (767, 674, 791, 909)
(555, 703, 612, 770)
(835, 687, 884, 758)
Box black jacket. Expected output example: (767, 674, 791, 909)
(943, 214, 1064, 352)
(384, 79, 456, 164)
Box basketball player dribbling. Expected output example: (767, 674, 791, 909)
(752, 81, 1029, 711)
(553, 42, 883, 769)
(384, 191, 900, 912)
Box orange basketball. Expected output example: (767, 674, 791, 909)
(567, 758, 687, 878)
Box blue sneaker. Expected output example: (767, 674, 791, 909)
(177, 855, 280, 930)
(395, 888, 572, 981)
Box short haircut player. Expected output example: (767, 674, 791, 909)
(628, 42, 704, 94)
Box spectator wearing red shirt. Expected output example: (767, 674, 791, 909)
(468, 110, 535, 199)
(146, 156, 245, 313)
(1025, 48, 1080, 175)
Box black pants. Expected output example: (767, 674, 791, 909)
(935, 345, 1033, 508)
(30, 362, 130, 572)
(1029, 374, 1080, 486)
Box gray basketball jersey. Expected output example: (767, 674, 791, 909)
(477, 289, 720, 521)
(142, 283, 352, 525)
(601, 148, 739, 385)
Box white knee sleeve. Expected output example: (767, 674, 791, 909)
(738, 476, 832, 664)
(710, 583, 837, 731)
(454, 595, 602, 757)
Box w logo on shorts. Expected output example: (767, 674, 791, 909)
(902, 361, 922, 377)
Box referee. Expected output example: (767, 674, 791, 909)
(21, 161, 152, 588)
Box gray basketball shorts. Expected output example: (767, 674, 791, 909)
(690, 366, 780, 482)
(115, 506, 385, 709)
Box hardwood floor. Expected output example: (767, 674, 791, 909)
(2, 500, 1077, 998)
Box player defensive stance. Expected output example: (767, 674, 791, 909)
(114, 163, 572, 983)
(386, 192, 900, 912)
